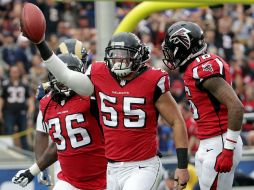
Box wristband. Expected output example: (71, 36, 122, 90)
(176, 148, 188, 169)
(29, 163, 41, 176)
(224, 129, 240, 150)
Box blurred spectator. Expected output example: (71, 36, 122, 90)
(78, 15, 90, 28)
(87, 40, 97, 64)
(245, 49, 254, 80)
(205, 29, 218, 55)
(116, 2, 137, 20)
(2, 32, 16, 66)
(38, 0, 60, 35)
(209, 4, 224, 26)
(78, 2, 95, 27)
(47, 34, 59, 52)
(61, 1, 78, 28)
(241, 83, 254, 145)
(229, 58, 245, 101)
(170, 79, 185, 103)
(246, 28, 254, 50)
(0, 66, 4, 134)
(0, 65, 34, 150)
(145, 13, 167, 47)
(56, 21, 71, 43)
(239, 49, 254, 91)
(28, 54, 48, 94)
(233, 41, 245, 61)
(215, 16, 234, 61)
(14, 34, 36, 73)
(232, 4, 253, 43)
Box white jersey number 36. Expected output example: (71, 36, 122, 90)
(48, 113, 91, 150)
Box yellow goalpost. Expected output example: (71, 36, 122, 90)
(114, 0, 253, 34)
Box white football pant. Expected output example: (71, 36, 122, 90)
(195, 133, 243, 190)
(107, 156, 163, 190)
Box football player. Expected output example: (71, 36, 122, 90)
(162, 21, 243, 190)
(35, 38, 90, 185)
(12, 53, 107, 190)
(22, 30, 190, 190)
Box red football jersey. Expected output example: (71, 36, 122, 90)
(183, 53, 231, 140)
(40, 94, 106, 190)
(88, 62, 170, 161)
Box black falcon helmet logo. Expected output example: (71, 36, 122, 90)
(169, 28, 191, 49)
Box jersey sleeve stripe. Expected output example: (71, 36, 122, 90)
(36, 110, 47, 133)
(157, 75, 169, 93)
(193, 67, 199, 79)
(215, 58, 224, 75)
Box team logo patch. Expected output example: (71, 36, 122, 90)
(120, 80, 126, 86)
(170, 28, 191, 49)
(202, 62, 213, 72)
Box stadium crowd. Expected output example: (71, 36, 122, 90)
(0, 0, 254, 154)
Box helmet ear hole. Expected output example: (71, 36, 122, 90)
(141, 45, 150, 63)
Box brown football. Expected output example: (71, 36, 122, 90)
(20, 3, 46, 43)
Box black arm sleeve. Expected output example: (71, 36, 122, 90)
(36, 41, 53, 60)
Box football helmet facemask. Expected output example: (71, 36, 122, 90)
(162, 21, 207, 70)
(48, 54, 85, 99)
(105, 32, 150, 77)
(56, 39, 89, 68)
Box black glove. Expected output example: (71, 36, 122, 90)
(12, 169, 35, 187)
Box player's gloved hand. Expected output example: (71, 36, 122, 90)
(12, 169, 35, 187)
(215, 148, 233, 173)
(12, 163, 41, 187)
(38, 170, 53, 186)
